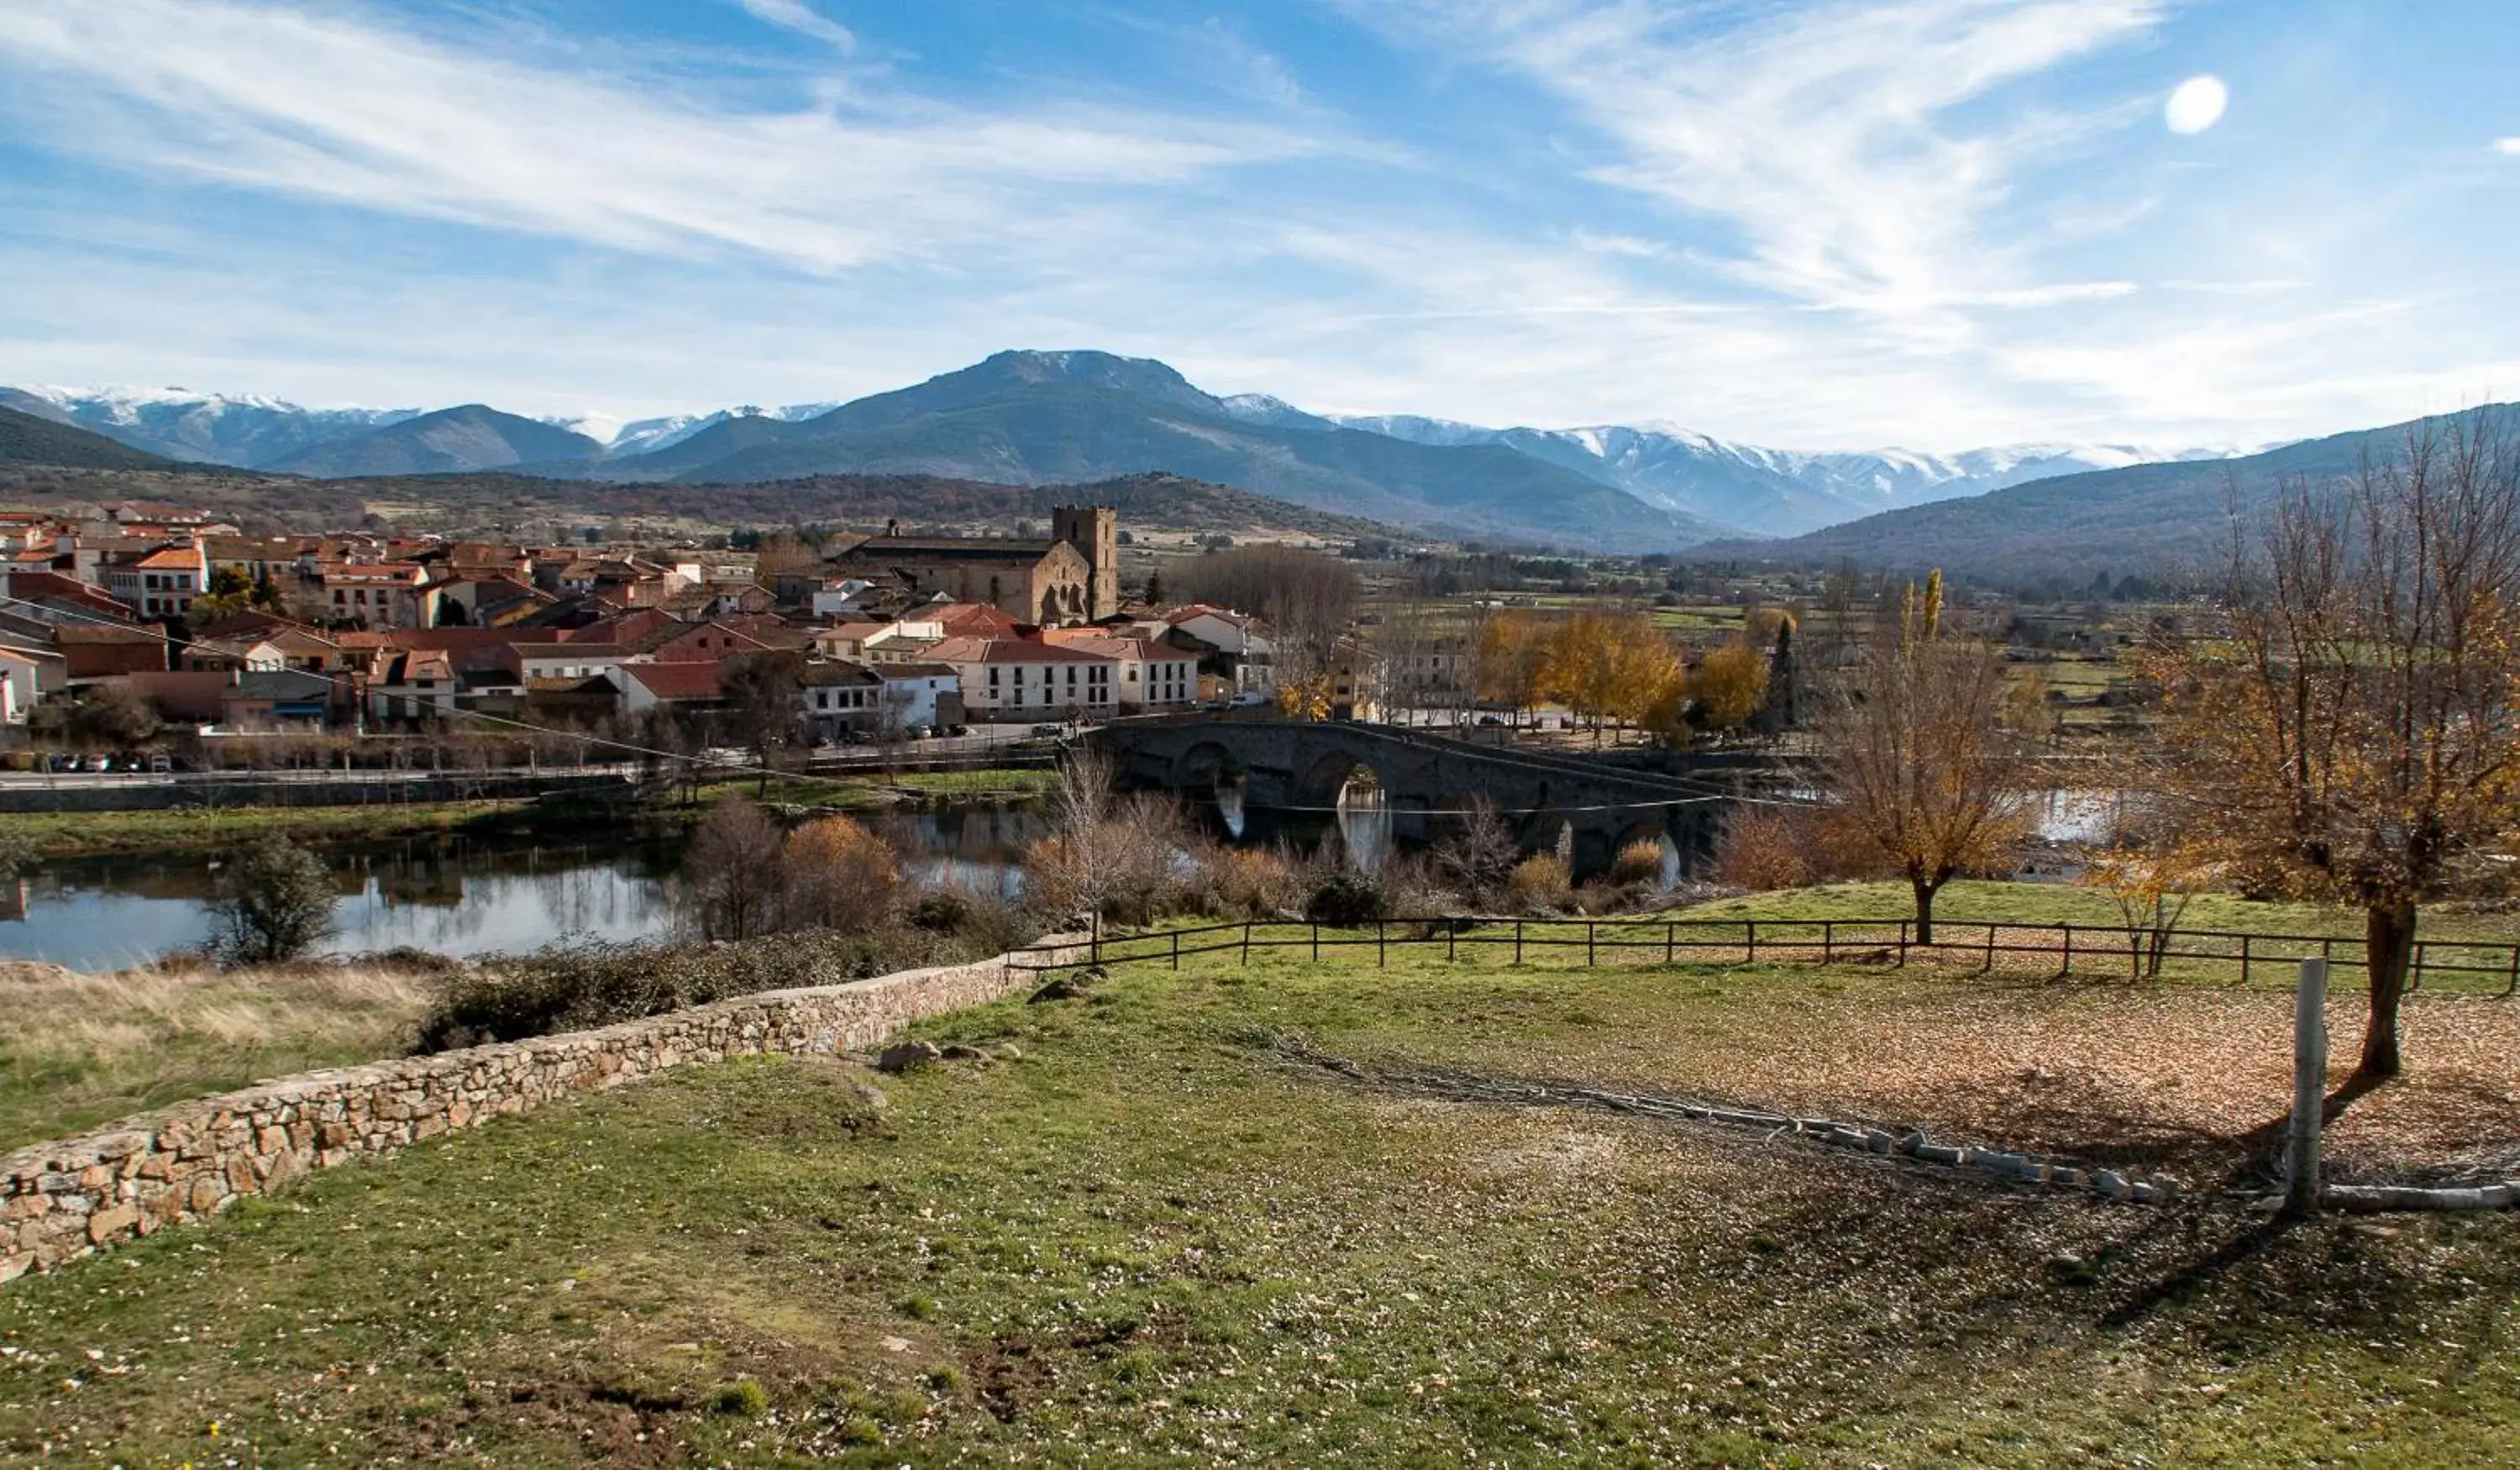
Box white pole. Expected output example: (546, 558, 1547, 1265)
(2286, 957, 2328, 1215)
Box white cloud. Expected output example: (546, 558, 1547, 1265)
(1352, 0, 2166, 347)
(0, 0, 1325, 274)
(734, 0, 855, 53)
(2164, 75, 2228, 135)
(2496, 137, 2520, 155)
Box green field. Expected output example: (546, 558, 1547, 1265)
(0, 798, 541, 858)
(6, 921, 2517, 1464)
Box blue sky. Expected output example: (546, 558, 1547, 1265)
(3, 0, 2518, 449)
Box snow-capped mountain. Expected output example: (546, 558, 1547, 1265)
(543, 402, 848, 458)
(1328, 412, 2244, 535)
(0, 386, 422, 468)
(3, 367, 2243, 539)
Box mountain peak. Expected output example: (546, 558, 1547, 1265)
(965, 349, 1211, 407)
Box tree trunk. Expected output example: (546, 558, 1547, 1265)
(1911, 875, 1940, 946)
(2359, 896, 2414, 1079)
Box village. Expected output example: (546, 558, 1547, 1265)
(0, 499, 1336, 762)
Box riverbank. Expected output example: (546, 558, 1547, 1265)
(0, 767, 1058, 858)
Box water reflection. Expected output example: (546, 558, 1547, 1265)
(0, 806, 1045, 970)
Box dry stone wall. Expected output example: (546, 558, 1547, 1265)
(1, 941, 1077, 1284)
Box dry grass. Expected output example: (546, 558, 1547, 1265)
(0, 958, 441, 1150)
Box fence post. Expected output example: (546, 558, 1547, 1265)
(2285, 957, 2329, 1216)
(1515, 919, 1524, 967)
(1171, 930, 1181, 971)
(2240, 934, 2251, 987)
(1897, 921, 1909, 968)
(1587, 921, 1596, 968)
(1984, 923, 1997, 973)
(1242, 921, 1252, 966)
(1746, 920, 1757, 964)
(1378, 918, 1387, 969)
(1822, 920, 1834, 965)
(2412, 941, 2425, 993)
(2061, 923, 2071, 975)
(1447, 921, 1457, 963)
(1311, 921, 1320, 963)
(1091, 909, 1103, 967)
(1666, 920, 1675, 965)
(2506, 943, 2518, 999)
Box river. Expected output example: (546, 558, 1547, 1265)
(0, 806, 1047, 972)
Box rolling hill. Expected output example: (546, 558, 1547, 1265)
(1709, 404, 2520, 583)
(265, 406, 602, 477)
(0, 406, 176, 470)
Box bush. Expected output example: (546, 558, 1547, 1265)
(778, 814, 898, 932)
(415, 931, 960, 1052)
(1189, 843, 1308, 919)
(1507, 851, 1573, 912)
(1303, 869, 1389, 927)
(1609, 838, 1669, 888)
(205, 836, 338, 966)
(1713, 806, 1816, 891)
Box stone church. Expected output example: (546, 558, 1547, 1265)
(826, 505, 1119, 625)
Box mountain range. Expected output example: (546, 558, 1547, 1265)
(3, 354, 2246, 550)
(1708, 403, 2520, 584)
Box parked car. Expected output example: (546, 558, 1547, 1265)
(1031, 722, 1063, 737)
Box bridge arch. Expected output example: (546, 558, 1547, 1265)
(1612, 815, 1683, 888)
(1171, 740, 1244, 794)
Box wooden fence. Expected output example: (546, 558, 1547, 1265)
(1011, 916, 2520, 995)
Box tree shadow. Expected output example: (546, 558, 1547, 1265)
(2097, 1211, 2307, 1328)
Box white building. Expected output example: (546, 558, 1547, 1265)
(932, 635, 1116, 722)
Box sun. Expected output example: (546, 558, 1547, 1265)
(2166, 75, 2229, 135)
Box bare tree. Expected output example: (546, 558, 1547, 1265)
(1816, 580, 2034, 943)
(1171, 546, 1360, 694)
(2139, 409, 2520, 1079)
(1024, 746, 1186, 924)
(1431, 795, 1520, 908)
(681, 796, 785, 940)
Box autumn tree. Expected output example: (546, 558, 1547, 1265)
(778, 815, 900, 933)
(2138, 409, 2520, 1079)
(1536, 611, 1681, 745)
(1816, 575, 2033, 942)
(1473, 612, 1551, 723)
(1692, 643, 1770, 732)
(720, 652, 806, 795)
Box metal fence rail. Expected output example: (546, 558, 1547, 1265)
(1010, 916, 2520, 996)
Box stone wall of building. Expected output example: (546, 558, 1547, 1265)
(0, 940, 1076, 1284)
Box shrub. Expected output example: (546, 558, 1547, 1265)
(205, 837, 338, 967)
(413, 931, 966, 1052)
(906, 890, 970, 932)
(1194, 844, 1307, 918)
(1507, 851, 1573, 912)
(1304, 869, 1389, 927)
(1713, 806, 1816, 892)
(1609, 838, 1669, 888)
(778, 814, 899, 933)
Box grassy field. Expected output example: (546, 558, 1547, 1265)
(0, 798, 540, 859)
(5, 935, 2517, 1463)
(0, 958, 440, 1151)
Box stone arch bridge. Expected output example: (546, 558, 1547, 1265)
(1087, 717, 1762, 879)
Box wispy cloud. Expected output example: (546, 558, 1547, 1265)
(1354, 0, 2162, 338)
(0, 0, 1323, 274)
(2497, 137, 2520, 155)
(733, 0, 856, 53)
